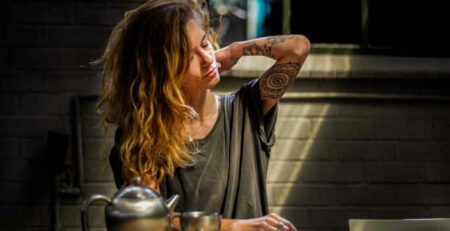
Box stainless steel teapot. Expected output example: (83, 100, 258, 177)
(81, 176, 180, 231)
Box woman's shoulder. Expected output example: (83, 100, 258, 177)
(217, 78, 260, 106)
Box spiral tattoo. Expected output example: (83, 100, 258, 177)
(259, 62, 301, 99)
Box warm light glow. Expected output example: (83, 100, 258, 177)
(269, 103, 330, 207)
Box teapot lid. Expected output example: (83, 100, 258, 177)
(114, 176, 160, 200)
(108, 176, 168, 218)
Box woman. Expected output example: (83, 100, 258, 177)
(95, 0, 310, 230)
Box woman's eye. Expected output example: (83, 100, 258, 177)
(201, 41, 210, 48)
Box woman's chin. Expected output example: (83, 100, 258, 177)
(207, 73, 220, 89)
(210, 73, 220, 88)
(214, 72, 220, 82)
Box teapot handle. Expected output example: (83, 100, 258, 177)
(81, 194, 111, 231)
(169, 214, 181, 231)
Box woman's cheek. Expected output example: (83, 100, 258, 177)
(188, 60, 198, 76)
(189, 66, 201, 79)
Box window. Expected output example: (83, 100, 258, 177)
(290, 0, 362, 45)
(289, 0, 450, 57)
(208, 0, 450, 57)
(368, 0, 450, 56)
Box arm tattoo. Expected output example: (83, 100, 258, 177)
(259, 62, 301, 99)
(242, 43, 265, 56)
(243, 35, 296, 59)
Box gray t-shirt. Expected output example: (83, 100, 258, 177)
(109, 78, 278, 219)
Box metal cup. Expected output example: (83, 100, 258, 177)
(170, 211, 221, 231)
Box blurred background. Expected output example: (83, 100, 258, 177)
(0, 0, 449, 231)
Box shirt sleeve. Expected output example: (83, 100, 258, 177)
(235, 78, 279, 153)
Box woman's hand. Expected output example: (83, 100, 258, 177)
(214, 42, 241, 73)
(229, 213, 297, 231)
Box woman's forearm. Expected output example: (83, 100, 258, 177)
(230, 35, 310, 62)
(169, 216, 237, 231)
(221, 218, 237, 231)
(171, 215, 297, 231)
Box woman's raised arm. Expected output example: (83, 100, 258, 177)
(215, 35, 310, 115)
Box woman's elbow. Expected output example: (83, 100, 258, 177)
(292, 35, 310, 58)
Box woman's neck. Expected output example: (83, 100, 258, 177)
(184, 89, 217, 122)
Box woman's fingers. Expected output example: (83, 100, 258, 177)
(263, 216, 279, 227)
(268, 213, 297, 231)
(214, 45, 239, 73)
(214, 46, 230, 63)
(230, 215, 295, 231)
(263, 216, 289, 231)
(216, 60, 232, 73)
(259, 220, 278, 231)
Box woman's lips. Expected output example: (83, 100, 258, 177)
(203, 68, 217, 79)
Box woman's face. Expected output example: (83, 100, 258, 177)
(182, 19, 220, 95)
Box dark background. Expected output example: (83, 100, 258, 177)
(1, 0, 450, 231)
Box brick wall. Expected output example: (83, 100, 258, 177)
(0, 1, 140, 231)
(1, 1, 450, 231)
(268, 99, 450, 231)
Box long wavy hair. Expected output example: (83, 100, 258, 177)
(93, 0, 219, 188)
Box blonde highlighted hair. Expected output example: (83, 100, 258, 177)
(93, 0, 219, 187)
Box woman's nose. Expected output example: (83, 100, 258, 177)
(199, 49, 215, 66)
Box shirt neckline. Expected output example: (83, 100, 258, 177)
(194, 94, 223, 144)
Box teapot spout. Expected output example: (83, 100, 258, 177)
(166, 194, 180, 214)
